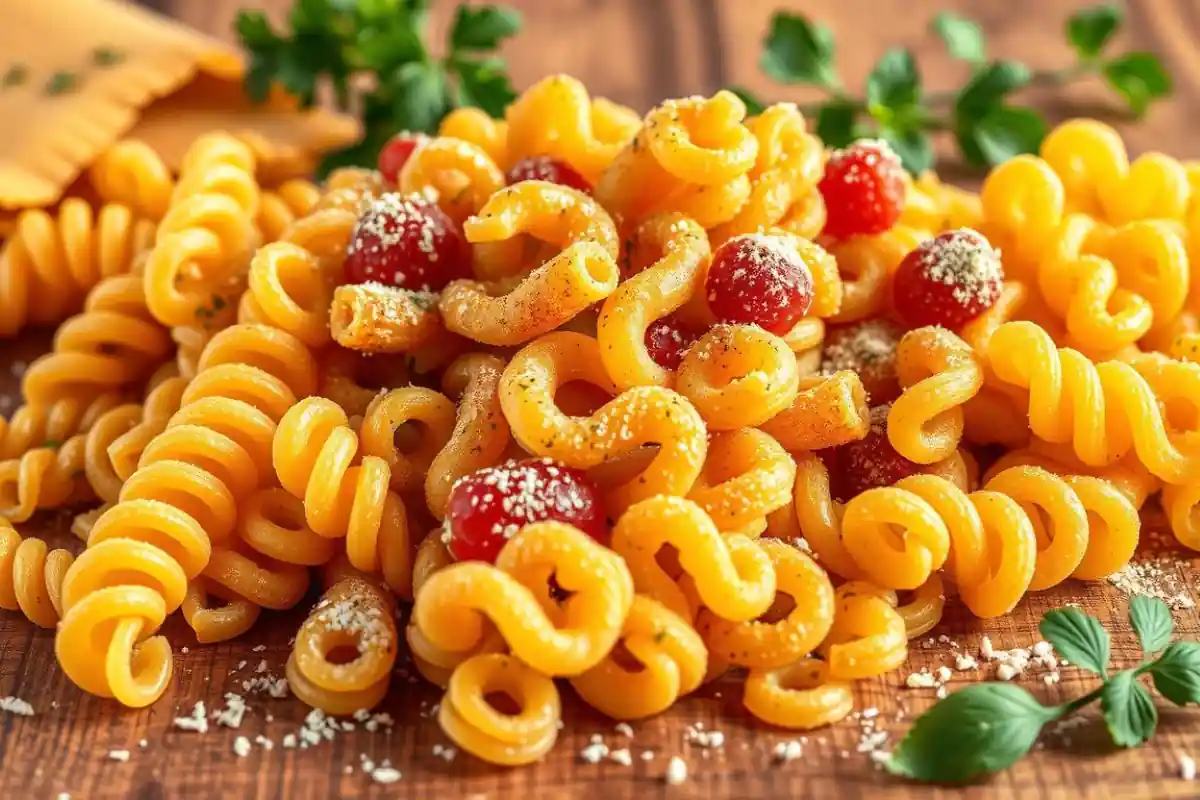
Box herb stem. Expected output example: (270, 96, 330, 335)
(1057, 683, 1106, 717)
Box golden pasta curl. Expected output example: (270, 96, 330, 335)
(0, 523, 74, 628)
(329, 282, 442, 354)
(597, 213, 710, 390)
(361, 387, 457, 494)
(89, 140, 175, 222)
(822, 224, 927, 323)
(54, 324, 318, 706)
(257, 180, 321, 243)
(687, 428, 796, 535)
(499, 332, 708, 513)
(287, 577, 399, 714)
(0, 435, 91, 521)
(677, 324, 800, 430)
(144, 133, 260, 328)
(758, 371, 870, 452)
(819, 583, 908, 680)
(439, 108, 510, 169)
(400, 137, 505, 226)
(744, 658, 854, 730)
(570, 595, 707, 720)
(411, 521, 633, 677)
(274, 397, 414, 598)
(0, 199, 155, 338)
(85, 376, 188, 504)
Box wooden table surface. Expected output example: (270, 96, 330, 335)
(4, 0, 1200, 797)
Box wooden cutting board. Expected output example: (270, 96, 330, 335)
(2, 1, 1200, 797)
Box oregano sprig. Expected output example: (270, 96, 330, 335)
(234, 0, 522, 175)
(887, 596, 1200, 784)
(732, 3, 1172, 173)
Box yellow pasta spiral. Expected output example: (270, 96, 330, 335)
(89, 140, 175, 222)
(360, 387, 457, 494)
(596, 89, 758, 230)
(819, 583, 908, 680)
(499, 331, 708, 513)
(596, 213, 710, 390)
(441, 182, 620, 344)
(287, 577, 399, 715)
(759, 371, 870, 452)
(400, 137, 505, 226)
(744, 658, 854, 730)
(411, 521, 633, 677)
(439, 653, 561, 766)
(979, 155, 1065, 283)
(677, 323, 801, 430)
(822, 224, 927, 323)
(687, 428, 796, 535)
(144, 133, 261, 328)
(440, 107, 510, 169)
(0, 434, 90, 521)
(987, 320, 1200, 484)
(0, 523, 74, 628)
(54, 323, 318, 706)
(0, 199, 155, 338)
(257, 179, 321, 243)
(570, 595, 707, 720)
(274, 397, 414, 597)
(887, 326, 983, 464)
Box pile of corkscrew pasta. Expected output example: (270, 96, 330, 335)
(2, 73, 1199, 766)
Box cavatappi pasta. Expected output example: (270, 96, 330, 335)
(2, 77, 1193, 769)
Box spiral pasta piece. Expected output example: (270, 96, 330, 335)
(823, 225, 927, 323)
(85, 376, 187, 504)
(440, 107, 510, 169)
(596, 213, 710, 390)
(257, 180, 321, 243)
(440, 182, 620, 344)
(743, 658, 854, 730)
(820, 584, 908, 680)
(499, 332, 708, 513)
(400, 137, 505, 226)
(570, 595, 707, 720)
(610, 495, 775, 623)
(238, 487, 338, 567)
(979, 155, 1065, 283)
(987, 320, 1200, 484)
(901, 171, 983, 233)
(697, 537, 835, 669)
(709, 103, 825, 244)
(0, 523, 74, 628)
(287, 577, 398, 714)
(426, 354, 512, 520)
(0, 199, 156, 338)
(1041, 118, 1190, 224)
(274, 397, 414, 598)
(687, 428, 795, 535)
(328, 282, 442, 354)
(758, 371, 869, 452)
(0, 435, 90, 521)
(596, 90, 757, 230)
(89, 140, 175, 222)
(144, 133, 260, 328)
(1084, 219, 1190, 336)
(887, 326, 983, 464)
(439, 654, 561, 766)
(411, 521, 633, 676)
(181, 576, 261, 644)
(676, 325, 800, 430)
(506, 74, 638, 184)
(361, 387, 457, 494)
(54, 324, 318, 705)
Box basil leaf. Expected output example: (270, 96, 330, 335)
(727, 85, 767, 117)
(954, 60, 1031, 119)
(760, 12, 838, 88)
(1149, 641, 1200, 706)
(887, 684, 1055, 784)
(881, 126, 934, 174)
(1067, 4, 1123, 60)
(932, 11, 985, 66)
(1103, 52, 1172, 118)
(1101, 671, 1158, 747)
(453, 57, 517, 118)
(815, 100, 859, 148)
(1129, 595, 1174, 656)
(450, 4, 522, 51)
(867, 48, 920, 111)
(392, 61, 451, 133)
(1040, 607, 1110, 676)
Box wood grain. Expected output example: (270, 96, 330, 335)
(3, 1, 1200, 797)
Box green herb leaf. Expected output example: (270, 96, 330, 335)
(92, 47, 125, 67)
(1067, 4, 1123, 60)
(954, 60, 1031, 118)
(760, 12, 838, 88)
(44, 71, 79, 96)
(727, 85, 767, 116)
(1101, 670, 1158, 747)
(235, 11, 285, 103)
(931, 11, 985, 66)
(815, 100, 859, 148)
(867, 48, 920, 111)
(1, 64, 27, 89)
(450, 4, 522, 51)
(1103, 52, 1172, 118)
(42, 440, 61, 449)
(1129, 595, 1174, 656)
(452, 56, 517, 118)
(1039, 607, 1110, 676)
(958, 104, 1046, 167)
(1149, 641, 1200, 706)
(881, 126, 934, 174)
(887, 684, 1056, 784)
(392, 61, 451, 134)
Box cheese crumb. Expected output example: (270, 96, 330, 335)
(773, 741, 803, 762)
(610, 748, 633, 767)
(614, 722, 634, 738)
(0, 696, 34, 716)
(107, 749, 130, 762)
(580, 742, 609, 764)
(665, 756, 688, 785)
(906, 670, 936, 688)
(997, 663, 1019, 681)
(1180, 753, 1197, 781)
(371, 766, 402, 784)
(233, 737, 251, 758)
(173, 701, 208, 733)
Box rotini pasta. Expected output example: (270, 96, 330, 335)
(0, 522, 73, 628)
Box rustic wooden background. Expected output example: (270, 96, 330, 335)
(3, 0, 1200, 797)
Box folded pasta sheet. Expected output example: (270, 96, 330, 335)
(0, 0, 360, 211)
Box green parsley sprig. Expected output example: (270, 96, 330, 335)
(234, 0, 522, 174)
(887, 595, 1200, 784)
(732, 3, 1172, 173)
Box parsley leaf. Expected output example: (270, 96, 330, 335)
(1067, 4, 1123, 60)
(451, 56, 518, 117)
(1129, 595, 1174, 656)
(815, 100, 859, 149)
(760, 12, 839, 88)
(866, 48, 920, 111)
(1101, 670, 1158, 747)
(932, 11, 985, 66)
(887, 684, 1056, 784)
(1148, 641, 1200, 706)
(1040, 607, 1110, 677)
(1103, 52, 1172, 117)
(450, 4, 522, 51)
